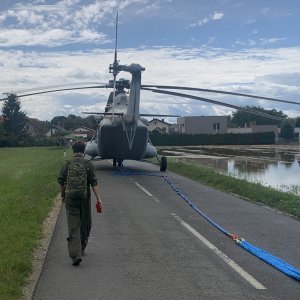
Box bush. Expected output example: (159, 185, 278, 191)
(280, 119, 294, 139)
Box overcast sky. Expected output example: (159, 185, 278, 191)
(0, 0, 300, 122)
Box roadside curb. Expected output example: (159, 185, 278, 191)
(21, 195, 62, 300)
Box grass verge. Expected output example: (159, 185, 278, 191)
(0, 147, 70, 300)
(167, 160, 300, 220)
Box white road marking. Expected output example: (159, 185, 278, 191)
(152, 196, 160, 203)
(134, 182, 153, 197)
(171, 213, 266, 290)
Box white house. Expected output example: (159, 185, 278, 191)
(65, 126, 95, 139)
(148, 118, 171, 133)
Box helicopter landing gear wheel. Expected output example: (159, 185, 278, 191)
(113, 159, 117, 167)
(160, 156, 167, 172)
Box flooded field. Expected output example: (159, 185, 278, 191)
(158, 145, 300, 195)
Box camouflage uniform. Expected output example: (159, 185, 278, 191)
(57, 153, 97, 262)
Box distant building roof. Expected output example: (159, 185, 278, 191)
(148, 118, 171, 125)
(73, 126, 94, 133)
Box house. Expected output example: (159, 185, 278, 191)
(148, 118, 171, 133)
(177, 116, 227, 134)
(65, 126, 95, 140)
(46, 127, 59, 137)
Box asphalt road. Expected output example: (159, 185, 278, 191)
(33, 160, 300, 300)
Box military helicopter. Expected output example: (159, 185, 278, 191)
(1, 13, 300, 171)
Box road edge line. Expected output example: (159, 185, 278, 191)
(171, 213, 266, 290)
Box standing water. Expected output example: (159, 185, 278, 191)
(158, 145, 300, 195)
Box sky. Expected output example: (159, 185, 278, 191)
(0, 0, 300, 122)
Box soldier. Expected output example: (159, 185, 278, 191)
(58, 140, 103, 266)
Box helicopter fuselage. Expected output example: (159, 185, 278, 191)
(97, 116, 148, 160)
(85, 88, 157, 161)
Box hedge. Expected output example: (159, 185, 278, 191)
(149, 132, 275, 146)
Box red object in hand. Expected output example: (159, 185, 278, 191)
(96, 202, 102, 213)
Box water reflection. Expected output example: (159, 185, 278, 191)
(159, 145, 300, 195)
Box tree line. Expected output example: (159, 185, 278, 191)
(0, 94, 98, 147)
(0, 94, 299, 147)
(228, 105, 299, 139)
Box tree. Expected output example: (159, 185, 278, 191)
(294, 117, 300, 127)
(50, 115, 67, 127)
(0, 122, 6, 146)
(230, 106, 287, 127)
(280, 118, 294, 139)
(50, 114, 98, 130)
(83, 115, 98, 130)
(1, 94, 27, 146)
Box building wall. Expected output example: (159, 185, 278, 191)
(177, 116, 227, 134)
(252, 125, 278, 143)
(227, 128, 252, 134)
(251, 125, 277, 134)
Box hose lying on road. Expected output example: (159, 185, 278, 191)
(163, 175, 300, 282)
(113, 168, 300, 281)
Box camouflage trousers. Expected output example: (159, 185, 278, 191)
(65, 195, 91, 261)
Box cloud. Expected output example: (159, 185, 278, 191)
(261, 7, 270, 16)
(212, 11, 224, 20)
(0, 0, 121, 47)
(0, 27, 111, 47)
(256, 73, 300, 87)
(0, 0, 163, 48)
(1, 44, 300, 121)
(234, 37, 286, 48)
(189, 11, 224, 28)
(259, 38, 287, 46)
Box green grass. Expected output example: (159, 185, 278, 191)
(0, 147, 71, 300)
(167, 160, 300, 219)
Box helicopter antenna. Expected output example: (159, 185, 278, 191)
(114, 11, 118, 65)
(109, 11, 119, 121)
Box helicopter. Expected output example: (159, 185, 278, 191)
(1, 13, 300, 171)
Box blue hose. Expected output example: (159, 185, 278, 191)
(113, 168, 300, 281)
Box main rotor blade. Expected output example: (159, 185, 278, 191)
(141, 85, 300, 106)
(0, 85, 107, 101)
(13, 82, 107, 94)
(82, 112, 123, 116)
(140, 113, 180, 117)
(82, 111, 180, 117)
(140, 114, 181, 118)
(141, 87, 284, 121)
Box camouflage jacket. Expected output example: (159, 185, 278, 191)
(57, 153, 97, 197)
